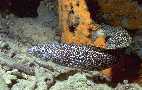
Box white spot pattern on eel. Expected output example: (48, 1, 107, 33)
(28, 42, 120, 70)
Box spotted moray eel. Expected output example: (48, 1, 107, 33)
(28, 24, 132, 71)
(92, 24, 132, 49)
(28, 42, 121, 70)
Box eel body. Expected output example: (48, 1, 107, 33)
(28, 42, 120, 70)
(92, 24, 132, 49)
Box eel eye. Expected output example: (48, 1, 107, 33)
(42, 50, 45, 52)
(41, 48, 46, 53)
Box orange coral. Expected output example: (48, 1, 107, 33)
(96, 0, 142, 30)
(59, 0, 106, 48)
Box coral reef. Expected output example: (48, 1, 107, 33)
(11, 78, 36, 90)
(133, 30, 142, 59)
(0, 0, 141, 90)
(58, 0, 106, 48)
(0, 0, 58, 45)
(95, 0, 142, 30)
(50, 73, 142, 90)
(58, 0, 135, 49)
(50, 73, 97, 90)
(0, 77, 9, 90)
(11, 67, 55, 90)
(0, 0, 41, 17)
(0, 41, 76, 90)
(0, 34, 139, 89)
(115, 80, 142, 90)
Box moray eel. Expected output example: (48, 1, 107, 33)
(28, 42, 121, 70)
(92, 24, 132, 49)
(27, 24, 132, 71)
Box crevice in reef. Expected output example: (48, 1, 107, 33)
(85, 0, 99, 21)
(85, 0, 110, 25)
